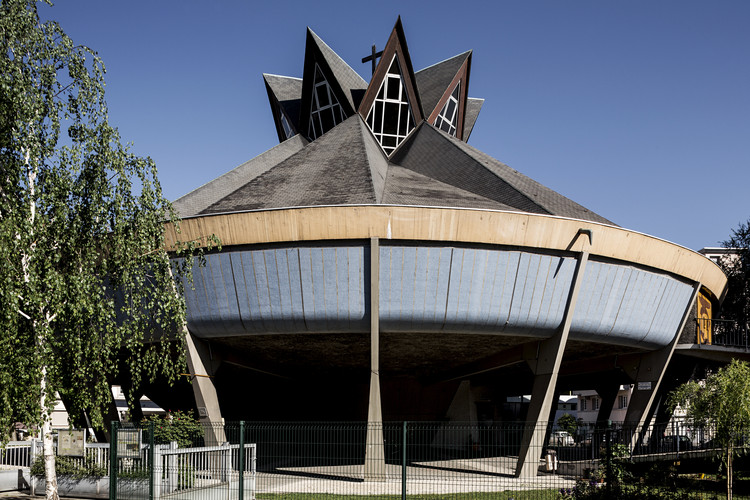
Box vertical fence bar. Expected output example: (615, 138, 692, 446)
(239, 421, 245, 500)
(149, 421, 154, 500)
(605, 423, 612, 497)
(401, 421, 407, 500)
(109, 421, 118, 500)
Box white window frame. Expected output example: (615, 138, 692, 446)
(365, 55, 415, 155)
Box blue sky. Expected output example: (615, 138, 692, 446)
(40, 1, 749, 252)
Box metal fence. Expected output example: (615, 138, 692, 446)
(5, 419, 748, 499)
(696, 317, 749, 349)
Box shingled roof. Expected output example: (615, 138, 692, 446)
(173, 19, 613, 227)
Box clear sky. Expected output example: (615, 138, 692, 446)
(39, 1, 749, 252)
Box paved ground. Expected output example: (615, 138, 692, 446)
(0, 457, 577, 498)
(0, 493, 90, 500)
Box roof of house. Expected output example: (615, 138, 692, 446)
(174, 19, 613, 227)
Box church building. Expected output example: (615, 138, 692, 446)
(166, 18, 725, 477)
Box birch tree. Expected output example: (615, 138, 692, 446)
(0, 1, 210, 498)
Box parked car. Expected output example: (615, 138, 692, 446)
(549, 431, 575, 446)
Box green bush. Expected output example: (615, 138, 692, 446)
(30, 455, 107, 479)
(144, 410, 202, 448)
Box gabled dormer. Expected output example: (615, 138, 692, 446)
(264, 74, 302, 142)
(299, 28, 368, 141)
(358, 17, 423, 157)
(416, 51, 472, 140)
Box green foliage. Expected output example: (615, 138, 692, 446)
(603, 442, 632, 486)
(30, 455, 107, 479)
(559, 481, 720, 499)
(669, 359, 750, 499)
(720, 219, 750, 328)
(557, 413, 578, 437)
(145, 410, 203, 448)
(0, 0, 214, 439)
(669, 360, 750, 458)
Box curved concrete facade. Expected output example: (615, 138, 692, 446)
(182, 241, 695, 350)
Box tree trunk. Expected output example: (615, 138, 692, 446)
(727, 446, 733, 500)
(40, 367, 59, 500)
(22, 148, 58, 500)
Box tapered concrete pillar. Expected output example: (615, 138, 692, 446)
(515, 233, 590, 478)
(364, 237, 386, 481)
(624, 283, 700, 449)
(185, 330, 225, 445)
(594, 384, 620, 428)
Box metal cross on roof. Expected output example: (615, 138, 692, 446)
(361, 45, 384, 77)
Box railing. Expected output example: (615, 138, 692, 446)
(0, 441, 33, 468)
(152, 442, 256, 499)
(0, 439, 109, 471)
(7, 420, 744, 498)
(696, 317, 748, 349)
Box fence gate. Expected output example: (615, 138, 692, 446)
(110, 421, 256, 500)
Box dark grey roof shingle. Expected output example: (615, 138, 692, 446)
(390, 123, 614, 224)
(415, 51, 471, 117)
(264, 74, 302, 130)
(462, 97, 483, 141)
(173, 135, 308, 218)
(308, 29, 368, 111)
(432, 126, 615, 224)
(390, 123, 550, 215)
(382, 165, 515, 210)
(201, 116, 377, 213)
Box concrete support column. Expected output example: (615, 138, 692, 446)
(185, 329, 225, 445)
(364, 237, 386, 482)
(515, 239, 590, 478)
(623, 283, 701, 449)
(594, 384, 620, 428)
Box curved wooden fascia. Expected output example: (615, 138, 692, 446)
(164, 205, 727, 301)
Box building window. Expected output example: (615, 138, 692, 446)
(434, 83, 460, 136)
(581, 398, 587, 411)
(279, 106, 295, 139)
(593, 398, 600, 411)
(308, 64, 346, 139)
(365, 56, 415, 155)
(619, 395, 628, 409)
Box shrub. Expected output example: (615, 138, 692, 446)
(144, 410, 202, 448)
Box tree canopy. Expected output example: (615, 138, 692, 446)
(668, 359, 750, 499)
(719, 219, 750, 330)
(0, 1, 210, 497)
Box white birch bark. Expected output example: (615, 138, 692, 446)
(21, 146, 59, 500)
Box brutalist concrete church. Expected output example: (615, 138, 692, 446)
(164, 18, 725, 477)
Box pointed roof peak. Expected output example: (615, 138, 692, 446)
(306, 28, 368, 90)
(417, 50, 472, 75)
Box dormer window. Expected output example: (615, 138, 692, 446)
(308, 64, 346, 139)
(279, 105, 295, 139)
(365, 57, 415, 155)
(434, 83, 460, 137)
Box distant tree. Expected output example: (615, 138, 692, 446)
(557, 413, 578, 437)
(0, 1, 213, 499)
(718, 219, 750, 330)
(145, 410, 202, 448)
(668, 359, 750, 500)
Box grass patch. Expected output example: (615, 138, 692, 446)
(257, 491, 558, 500)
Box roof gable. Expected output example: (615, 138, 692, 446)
(298, 29, 368, 140)
(416, 51, 471, 121)
(264, 74, 302, 142)
(357, 17, 423, 123)
(462, 97, 483, 141)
